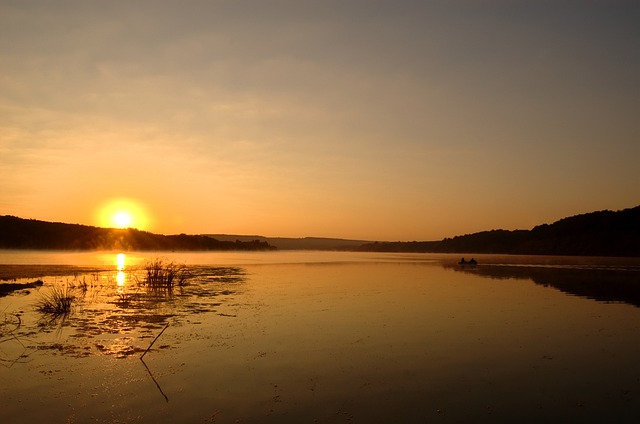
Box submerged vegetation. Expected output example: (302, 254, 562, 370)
(0, 259, 246, 364)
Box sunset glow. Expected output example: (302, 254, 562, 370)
(113, 212, 132, 229)
(1, 1, 638, 241)
(97, 199, 149, 231)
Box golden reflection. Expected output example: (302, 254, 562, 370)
(116, 253, 126, 288)
(116, 253, 126, 271)
(117, 271, 126, 287)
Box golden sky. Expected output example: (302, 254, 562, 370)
(1, 0, 638, 241)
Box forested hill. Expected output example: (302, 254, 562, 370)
(356, 206, 640, 257)
(0, 216, 275, 251)
(3, 206, 639, 255)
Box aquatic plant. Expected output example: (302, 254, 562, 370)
(35, 285, 75, 316)
(141, 258, 191, 289)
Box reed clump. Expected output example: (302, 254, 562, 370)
(35, 285, 75, 316)
(142, 258, 191, 289)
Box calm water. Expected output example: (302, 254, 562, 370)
(1, 251, 640, 423)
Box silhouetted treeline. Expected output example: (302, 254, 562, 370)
(207, 234, 369, 250)
(0, 216, 275, 251)
(353, 241, 441, 253)
(357, 206, 640, 257)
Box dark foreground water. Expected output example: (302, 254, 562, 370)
(1, 251, 640, 423)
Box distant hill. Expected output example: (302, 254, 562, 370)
(0, 216, 275, 251)
(206, 234, 368, 250)
(3, 205, 639, 256)
(356, 205, 640, 257)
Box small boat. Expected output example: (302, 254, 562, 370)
(458, 258, 478, 266)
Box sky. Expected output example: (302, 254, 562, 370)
(1, 0, 639, 241)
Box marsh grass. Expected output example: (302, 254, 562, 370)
(35, 285, 75, 317)
(73, 274, 94, 294)
(140, 258, 191, 290)
(69, 273, 102, 303)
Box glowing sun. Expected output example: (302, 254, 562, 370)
(97, 198, 149, 230)
(113, 211, 133, 229)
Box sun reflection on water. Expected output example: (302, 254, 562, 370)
(116, 253, 126, 288)
(116, 253, 126, 271)
(116, 271, 126, 287)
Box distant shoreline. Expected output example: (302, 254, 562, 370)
(2, 204, 639, 256)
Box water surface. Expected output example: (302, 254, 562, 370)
(1, 251, 639, 423)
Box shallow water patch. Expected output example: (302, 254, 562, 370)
(0, 265, 247, 362)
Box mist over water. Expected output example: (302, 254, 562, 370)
(2, 251, 640, 423)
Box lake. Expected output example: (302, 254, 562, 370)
(1, 251, 640, 423)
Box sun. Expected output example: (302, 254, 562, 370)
(97, 198, 150, 230)
(113, 211, 133, 229)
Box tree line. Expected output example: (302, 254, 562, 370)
(356, 205, 640, 257)
(0, 216, 275, 251)
(2, 205, 638, 256)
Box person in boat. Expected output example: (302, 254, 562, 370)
(458, 257, 478, 265)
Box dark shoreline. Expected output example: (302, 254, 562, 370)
(0, 265, 110, 281)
